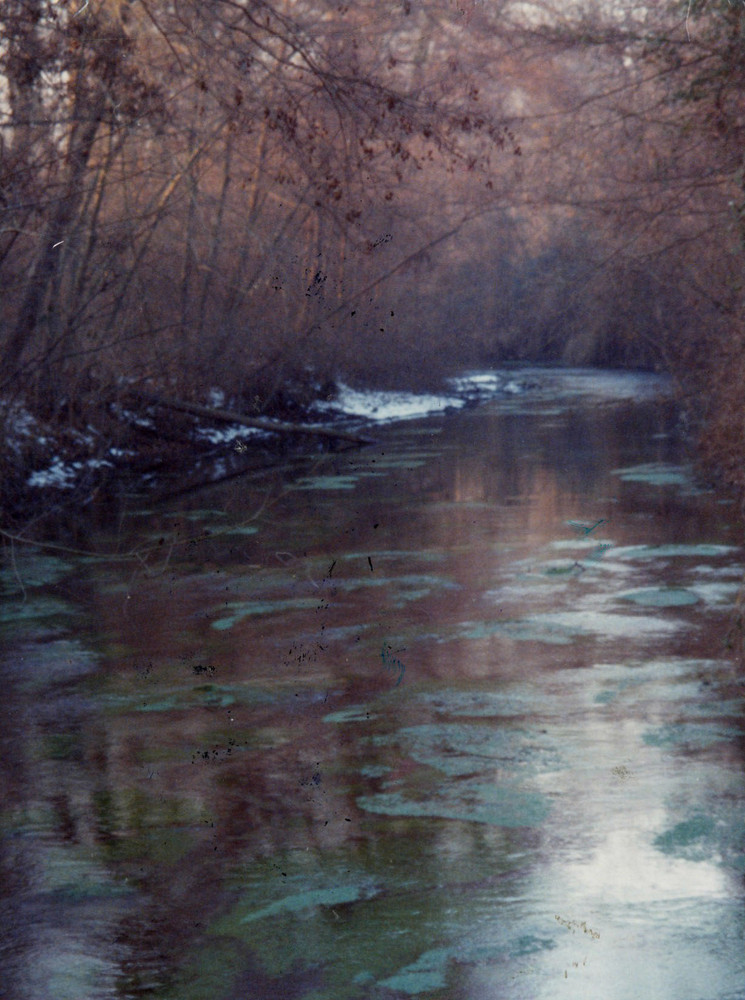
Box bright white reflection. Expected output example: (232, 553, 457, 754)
(456, 646, 743, 1000)
(555, 816, 728, 906)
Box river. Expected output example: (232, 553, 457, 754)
(1, 368, 743, 1000)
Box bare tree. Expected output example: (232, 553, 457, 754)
(0, 0, 514, 412)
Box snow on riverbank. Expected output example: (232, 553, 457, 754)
(1, 398, 135, 498)
(315, 382, 464, 422)
(5, 368, 669, 503)
(315, 370, 527, 424)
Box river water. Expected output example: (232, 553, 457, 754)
(1, 368, 744, 1000)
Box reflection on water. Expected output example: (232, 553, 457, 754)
(1, 369, 744, 1000)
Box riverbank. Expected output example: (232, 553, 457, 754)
(0, 365, 711, 535)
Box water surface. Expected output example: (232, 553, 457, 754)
(2, 369, 743, 1000)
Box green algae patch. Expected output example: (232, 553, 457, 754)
(453, 608, 680, 645)
(211, 596, 320, 630)
(543, 562, 584, 577)
(358, 722, 554, 827)
(367, 450, 440, 464)
(611, 462, 695, 487)
(212, 863, 380, 942)
(379, 947, 451, 994)
(643, 722, 741, 750)
(323, 705, 376, 724)
(101, 681, 277, 715)
(613, 543, 737, 561)
(540, 557, 635, 579)
(654, 815, 716, 859)
(456, 618, 576, 645)
(326, 573, 457, 595)
(212, 573, 455, 629)
(0, 594, 75, 624)
(292, 474, 362, 490)
(199, 834, 536, 997)
(653, 805, 745, 873)
(373, 722, 560, 777)
(174, 834, 544, 998)
(359, 764, 392, 778)
(550, 538, 615, 551)
(361, 456, 431, 470)
(339, 549, 446, 565)
(176, 508, 228, 521)
(619, 587, 699, 608)
(357, 783, 549, 827)
(321, 571, 457, 611)
(318, 623, 371, 642)
(0, 553, 74, 593)
(239, 884, 371, 923)
(414, 688, 533, 719)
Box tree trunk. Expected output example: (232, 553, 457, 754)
(1, 106, 103, 384)
(129, 390, 376, 445)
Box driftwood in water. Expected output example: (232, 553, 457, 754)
(129, 390, 374, 446)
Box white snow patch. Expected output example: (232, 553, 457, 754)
(27, 459, 79, 490)
(447, 371, 526, 401)
(449, 372, 504, 392)
(27, 454, 116, 489)
(503, 380, 524, 394)
(195, 424, 264, 445)
(319, 382, 464, 423)
(111, 405, 155, 430)
(1, 402, 42, 453)
(315, 370, 528, 425)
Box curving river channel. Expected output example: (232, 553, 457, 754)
(1, 368, 744, 1000)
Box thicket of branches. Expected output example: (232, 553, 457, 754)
(506, 0, 745, 488)
(0, 0, 519, 417)
(2, 0, 745, 490)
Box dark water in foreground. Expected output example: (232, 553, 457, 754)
(1, 369, 744, 1000)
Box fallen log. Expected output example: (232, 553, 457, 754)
(129, 390, 375, 446)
